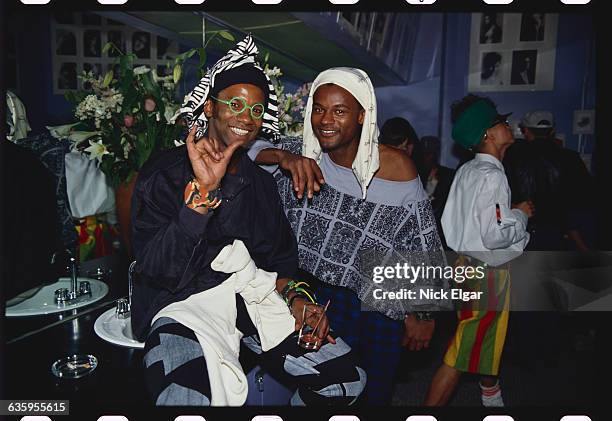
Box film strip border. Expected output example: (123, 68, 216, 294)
(15, 0, 596, 5)
(8, 0, 600, 14)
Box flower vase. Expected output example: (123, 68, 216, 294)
(114, 173, 138, 259)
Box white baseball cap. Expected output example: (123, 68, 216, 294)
(521, 110, 555, 128)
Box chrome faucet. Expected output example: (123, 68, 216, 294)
(68, 255, 79, 300)
(54, 248, 91, 306)
(116, 261, 136, 319)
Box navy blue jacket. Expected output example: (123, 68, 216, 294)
(130, 146, 298, 340)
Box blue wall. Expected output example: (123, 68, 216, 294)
(376, 12, 597, 170)
(375, 14, 444, 148)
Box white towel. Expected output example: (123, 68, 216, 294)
(152, 240, 295, 406)
(64, 151, 115, 218)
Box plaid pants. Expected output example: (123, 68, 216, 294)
(315, 281, 404, 405)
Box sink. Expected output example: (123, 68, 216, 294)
(94, 307, 144, 349)
(5, 277, 109, 317)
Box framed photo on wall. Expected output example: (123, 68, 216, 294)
(468, 13, 558, 92)
(51, 13, 179, 95)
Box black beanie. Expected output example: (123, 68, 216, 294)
(209, 65, 270, 104)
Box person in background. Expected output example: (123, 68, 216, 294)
(378, 116, 419, 157)
(424, 94, 534, 407)
(417, 136, 455, 250)
(503, 109, 597, 365)
(504, 110, 594, 252)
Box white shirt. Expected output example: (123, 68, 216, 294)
(441, 153, 530, 267)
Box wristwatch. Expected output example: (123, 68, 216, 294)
(413, 311, 435, 322)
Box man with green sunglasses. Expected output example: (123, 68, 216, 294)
(209, 95, 266, 120)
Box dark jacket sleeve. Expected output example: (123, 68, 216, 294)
(254, 175, 298, 280)
(131, 170, 212, 293)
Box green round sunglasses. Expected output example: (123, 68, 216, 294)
(210, 95, 266, 120)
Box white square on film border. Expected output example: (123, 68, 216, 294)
(482, 0, 514, 4)
(405, 0, 437, 4)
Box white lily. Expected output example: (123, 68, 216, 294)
(84, 138, 110, 163)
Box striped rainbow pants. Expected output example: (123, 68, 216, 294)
(443, 256, 510, 376)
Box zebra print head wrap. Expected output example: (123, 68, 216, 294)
(176, 34, 280, 142)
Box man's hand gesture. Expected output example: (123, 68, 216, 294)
(186, 126, 243, 193)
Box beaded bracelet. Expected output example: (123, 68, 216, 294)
(281, 280, 317, 307)
(280, 280, 298, 303)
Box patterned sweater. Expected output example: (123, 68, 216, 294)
(250, 136, 451, 320)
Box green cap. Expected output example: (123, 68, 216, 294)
(451, 100, 510, 150)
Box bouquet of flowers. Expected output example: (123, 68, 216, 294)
(50, 31, 235, 187)
(50, 51, 188, 187)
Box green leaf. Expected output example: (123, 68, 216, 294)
(264, 51, 270, 63)
(119, 54, 136, 75)
(218, 30, 235, 42)
(120, 74, 134, 96)
(102, 42, 112, 55)
(175, 48, 198, 64)
(102, 70, 114, 88)
(100, 159, 114, 183)
(173, 64, 182, 84)
(135, 132, 151, 168)
(140, 71, 162, 101)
